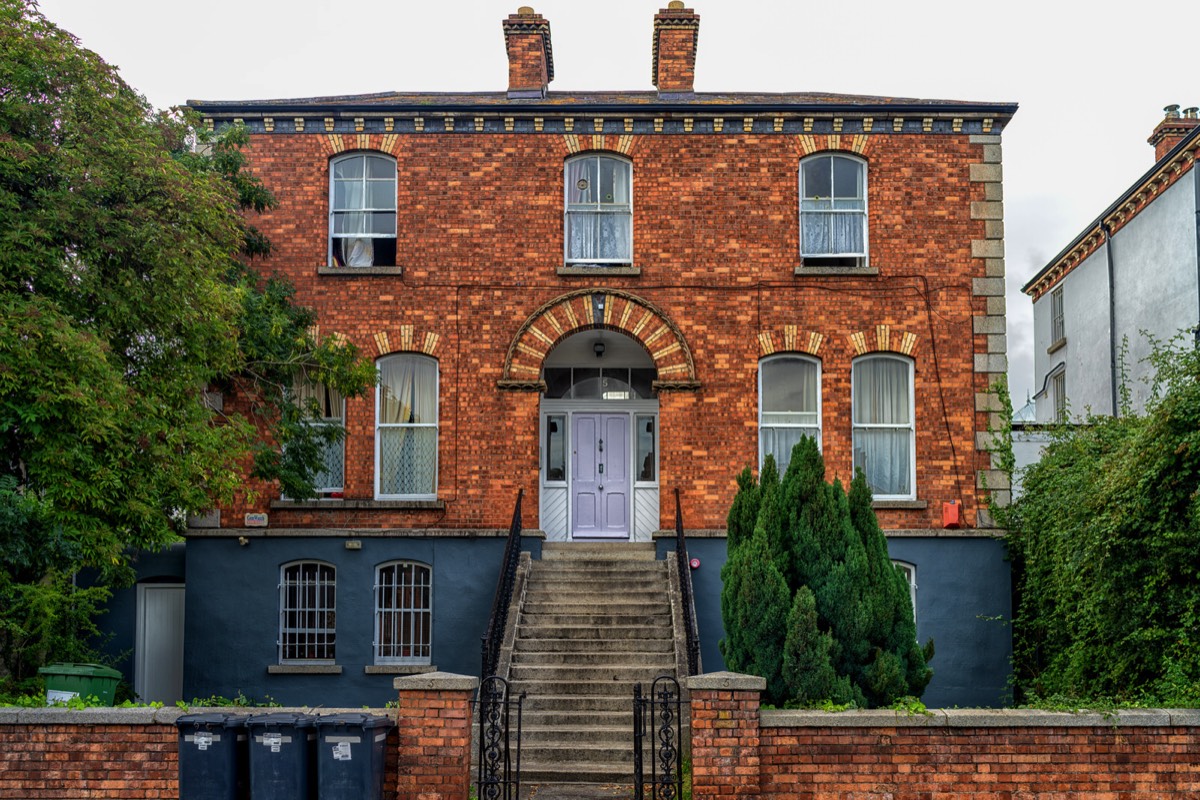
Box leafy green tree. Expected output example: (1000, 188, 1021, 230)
(1005, 336, 1200, 704)
(0, 1, 373, 684)
(720, 438, 930, 707)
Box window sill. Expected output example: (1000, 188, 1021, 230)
(872, 500, 928, 510)
(557, 265, 641, 277)
(1047, 337, 1066, 355)
(364, 664, 436, 675)
(794, 265, 880, 277)
(272, 499, 445, 510)
(268, 665, 343, 675)
(317, 265, 403, 276)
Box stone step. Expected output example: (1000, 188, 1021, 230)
(540, 545, 657, 562)
(518, 694, 642, 714)
(515, 625, 672, 641)
(512, 650, 676, 667)
(525, 566, 665, 582)
(522, 589, 669, 603)
(519, 763, 634, 785)
(511, 666, 677, 684)
(518, 612, 670, 627)
(520, 725, 632, 745)
(520, 709, 630, 727)
(521, 742, 634, 765)
(509, 679, 658, 698)
(512, 637, 674, 654)
(522, 601, 670, 616)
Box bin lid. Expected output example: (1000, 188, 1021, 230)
(314, 713, 394, 731)
(37, 662, 123, 679)
(246, 712, 316, 729)
(176, 713, 248, 729)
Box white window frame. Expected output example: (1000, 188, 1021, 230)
(289, 380, 345, 498)
(851, 354, 916, 501)
(1050, 286, 1065, 343)
(329, 152, 397, 267)
(564, 153, 633, 265)
(799, 153, 868, 266)
(892, 560, 918, 627)
(375, 354, 439, 501)
(373, 561, 432, 665)
(1051, 369, 1067, 423)
(278, 561, 336, 665)
(758, 354, 822, 472)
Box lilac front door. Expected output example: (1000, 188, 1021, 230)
(572, 414, 630, 537)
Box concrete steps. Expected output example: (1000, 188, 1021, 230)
(510, 542, 678, 786)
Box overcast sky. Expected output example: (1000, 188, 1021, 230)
(36, 0, 1197, 407)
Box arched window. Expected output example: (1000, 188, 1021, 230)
(376, 354, 438, 499)
(329, 152, 397, 267)
(800, 153, 867, 267)
(759, 354, 821, 473)
(374, 561, 432, 665)
(565, 154, 632, 264)
(852, 354, 915, 499)
(278, 561, 336, 664)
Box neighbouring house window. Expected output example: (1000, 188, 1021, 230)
(1050, 286, 1064, 343)
(759, 355, 821, 473)
(279, 561, 336, 663)
(377, 354, 438, 499)
(374, 562, 432, 665)
(1052, 370, 1067, 422)
(291, 379, 345, 497)
(330, 153, 397, 267)
(565, 154, 632, 264)
(800, 153, 867, 267)
(852, 354, 915, 500)
(893, 561, 918, 626)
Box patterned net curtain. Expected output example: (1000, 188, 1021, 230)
(292, 379, 345, 493)
(378, 355, 438, 497)
(852, 356, 913, 498)
(759, 356, 820, 473)
(801, 154, 865, 259)
(565, 155, 632, 263)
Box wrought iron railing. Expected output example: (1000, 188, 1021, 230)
(674, 488, 701, 676)
(480, 489, 523, 680)
(633, 676, 684, 800)
(475, 675, 524, 800)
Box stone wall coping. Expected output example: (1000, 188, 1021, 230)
(685, 671, 767, 691)
(0, 706, 393, 726)
(761, 707, 1200, 728)
(393, 671, 479, 692)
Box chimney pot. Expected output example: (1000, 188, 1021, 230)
(503, 8, 554, 99)
(652, 4, 700, 98)
(1149, 103, 1200, 162)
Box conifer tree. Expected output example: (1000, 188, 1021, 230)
(718, 528, 791, 704)
(725, 467, 760, 550)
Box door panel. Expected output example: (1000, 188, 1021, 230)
(572, 413, 629, 538)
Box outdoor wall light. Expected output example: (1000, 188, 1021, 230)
(594, 341, 605, 358)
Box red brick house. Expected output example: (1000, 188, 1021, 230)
(114, 4, 1016, 709)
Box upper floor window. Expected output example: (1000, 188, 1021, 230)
(800, 153, 867, 267)
(376, 354, 438, 499)
(852, 354, 915, 500)
(278, 561, 336, 664)
(1051, 369, 1067, 423)
(759, 355, 821, 473)
(565, 154, 632, 265)
(330, 153, 396, 268)
(291, 379, 345, 497)
(1050, 286, 1065, 344)
(374, 561, 432, 665)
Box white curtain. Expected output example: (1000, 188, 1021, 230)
(291, 379, 345, 492)
(340, 237, 374, 267)
(379, 356, 437, 496)
(760, 357, 820, 472)
(566, 156, 630, 262)
(853, 358, 912, 497)
(802, 210, 864, 256)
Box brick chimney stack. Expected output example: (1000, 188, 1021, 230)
(503, 7, 554, 99)
(652, 1, 700, 98)
(1148, 104, 1200, 162)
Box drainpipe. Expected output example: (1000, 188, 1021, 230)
(1102, 222, 1119, 416)
(1194, 167, 1200, 348)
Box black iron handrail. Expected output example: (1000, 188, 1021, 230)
(481, 489, 524, 680)
(674, 488, 700, 676)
